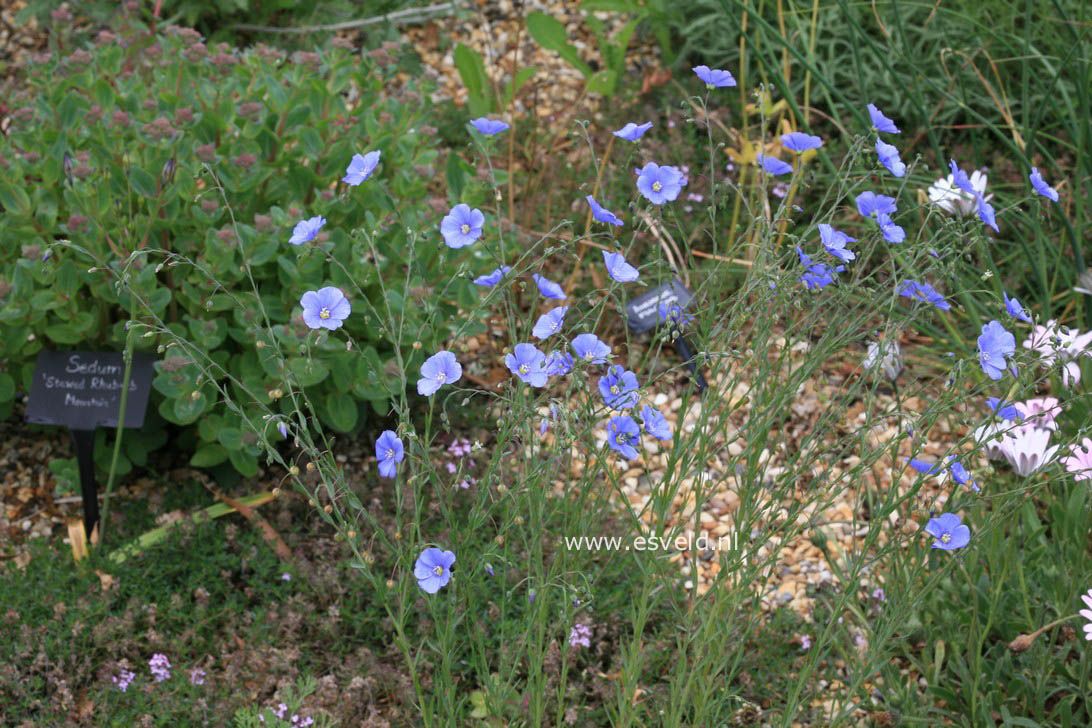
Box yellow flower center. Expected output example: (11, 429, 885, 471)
(460, 223, 470, 234)
(652, 181, 662, 192)
(519, 364, 529, 375)
(432, 565, 444, 576)
(584, 352, 594, 361)
(610, 385, 619, 394)
(319, 307, 331, 320)
(940, 533, 950, 543)
(436, 372, 446, 382)
(706, 82, 715, 90)
(615, 433, 627, 445)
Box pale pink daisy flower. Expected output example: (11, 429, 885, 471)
(1080, 589, 1092, 641)
(1015, 397, 1062, 431)
(1061, 438, 1092, 482)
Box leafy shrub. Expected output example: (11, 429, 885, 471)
(0, 18, 450, 476)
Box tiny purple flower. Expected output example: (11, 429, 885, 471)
(470, 117, 509, 135)
(1003, 291, 1032, 323)
(113, 669, 136, 692)
(613, 122, 653, 141)
(640, 404, 672, 440)
(440, 203, 485, 248)
(693, 65, 736, 88)
(375, 430, 404, 478)
(569, 623, 592, 648)
(602, 251, 640, 282)
(856, 191, 897, 219)
(781, 131, 823, 152)
(635, 162, 687, 204)
(533, 306, 569, 340)
(924, 512, 970, 550)
(976, 194, 999, 232)
(474, 266, 511, 287)
(818, 223, 856, 262)
(606, 415, 640, 460)
(571, 333, 611, 364)
(545, 350, 573, 376)
(586, 195, 624, 226)
(342, 150, 380, 186)
(1029, 167, 1059, 202)
(533, 273, 566, 300)
(898, 280, 950, 311)
(756, 154, 792, 176)
(506, 343, 549, 387)
(598, 365, 639, 410)
(977, 320, 1016, 380)
(190, 668, 206, 686)
(875, 138, 905, 177)
(867, 103, 900, 133)
(149, 653, 171, 683)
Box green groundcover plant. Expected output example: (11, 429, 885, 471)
(0, 15, 452, 477)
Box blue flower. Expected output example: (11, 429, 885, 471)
(300, 286, 350, 330)
(571, 333, 611, 364)
(342, 150, 380, 186)
(613, 122, 653, 141)
(875, 138, 905, 177)
(856, 191, 897, 219)
(586, 195, 623, 226)
(635, 162, 687, 204)
(641, 404, 672, 440)
(473, 266, 511, 287)
(532, 306, 569, 340)
(289, 215, 326, 245)
(907, 458, 940, 474)
(977, 320, 1016, 380)
(545, 350, 573, 376)
(986, 397, 1023, 422)
(598, 365, 639, 410)
(533, 273, 566, 300)
(756, 154, 792, 176)
(924, 513, 970, 550)
(898, 280, 951, 311)
(818, 223, 856, 262)
(418, 350, 462, 396)
(867, 103, 900, 133)
(1029, 167, 1059, 202)
(470, 117, 509, 135)
(440, 204, 485, 248)
(658, 304, 694, 328)
(876, 213, 906, 243)
(375, 430, 404, 478)
(505, 343, 549, 387)
(947, 457, 978, 492)
(692, 65, 736, 88)
(602, 251, 639, 282)
(781, 132, 823, 152)
(414, 547, 456, 593)
(976, 195, 999, 233)
(797, 247, 843, 290)
(606, 416, 640, 460)
(1003, 291, 1031, 323)
(949, 159, 975, 195)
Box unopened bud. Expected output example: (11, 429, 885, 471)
(190, 390, 200, 400)
(324, 504, 332, 514)
(271, 487, 281, 497)
(1008, 634, 1036, 652)
(289, 465, 300, 476)
(306, 462, 316, 472)
(255, 340, 265, 349)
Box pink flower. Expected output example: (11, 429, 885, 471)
(1061, 438, 1092, 482)
(190, 668, 206, 685)
(1015, 397, 1062, 430)
(999, 426, 1059, 477)
(1080, 589, 1092, 641)
(799, 634, 812, 650)
(148, 653, 171, 682)
(1023, 320, 1092, 386)
(568, 623, 592, 648)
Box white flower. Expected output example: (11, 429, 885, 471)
(927, 169, 991, 216)
(864, 340, 903, 380)
(1022, 320, 1092, 386)
(999, 426, 1059, 477)
(1080, 589, 1092, 641)
(974, 423, 1008, 461)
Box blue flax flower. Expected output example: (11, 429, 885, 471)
(598, 365, 639, 410)
(899, 280, 951, 311)
(693, 65, 736, 88)
(797, 247, 843, 290)
(756, 154, 792, 176)
(545, 350, 572, 376)
(635, 162, 687, 205)
(532, 306, 569, 340)
(440, 203, 485, 248)
(473, 266, 510, 287)
(506, 343, 549, 387)
(947, 457, 978, 492)
(586, 195, 623, 226)
(418, 351, 462, 396)
(602, 251, 640, 282)
(375, 430, 404, 478)
(641, 404, 672, 440)
(867, 103, 900, 133)
(533, 273, 566, 300)
(781, 132, 823, 152)
(613, 122, 653, 141)
(606, 416, 640, 460)
(300, 286, 350, 330)
(289, 215, 325, 245)
(876, 213, 906, 243)
(343, 150, 381, 186)
(907, 458, 940, 474)
(875, 138, 905, 177)
(658, 304, 694, 328)
(415, 548, 455, 593)
(856, 191, 897, 219)
(1003, 291, 1032, 323)
(818, 224, 856, 262)
(949, 159, 975, 195)
(572, 333, 611, 364)
(1029, 167, 1059, 202)
(470, 117, 509, 135)
(977, 320, 1015, 380)
(976, 195, 999, 232)
(987, 397, 1023, 422)
(924, 513, 970, 550)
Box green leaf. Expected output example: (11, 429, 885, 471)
(229, 448, 259, 478)
(453, 43, 492, 115)
(0, 181, 32, 215)
(44, 323, 85, 344)
(526, 11, 593, 77)
(190, 444, 229, 467)
(322, 391, 358, 432)
(288, 357, 329, 387)
(445, 151, 466, 200)
(585, 69, 618, 96)
(58, 91, 84, 131)
(0, 372, 14, 402)
(130, 167, 158, 199)
(503, 66, 538, 108)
